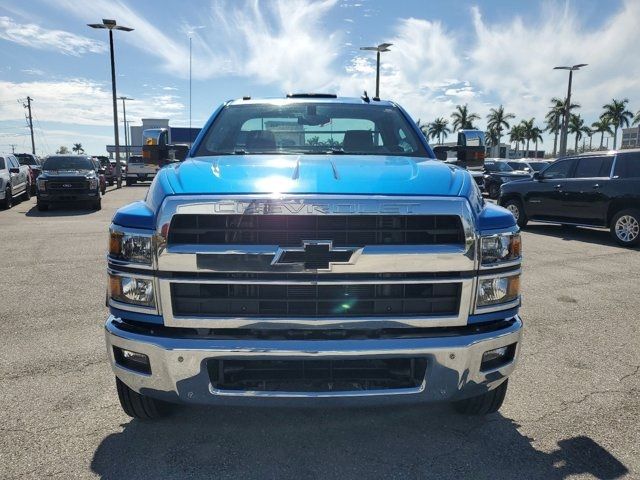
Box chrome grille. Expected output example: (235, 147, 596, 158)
(167, 214, 464, 246)
(170, 280, 461, 318)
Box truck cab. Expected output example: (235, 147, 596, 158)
(105, 95, 523, 419)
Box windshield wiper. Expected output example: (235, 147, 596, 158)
(326, 149, 346, 154)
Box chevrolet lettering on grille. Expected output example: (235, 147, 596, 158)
(271, 241, 357, 271)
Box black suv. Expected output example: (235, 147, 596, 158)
(483, 160, 531, 199)
(499, 150, 640, 247)
(36, 155, 102, 211)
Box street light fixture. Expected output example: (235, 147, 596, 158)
(360, 43, 392, 99)
(88, 19, 134, 188)
(118, 96, 133, 166)
(553, 63, 587, 157)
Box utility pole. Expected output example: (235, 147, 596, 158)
(118, 96, 133, 163)
(359, 43, 392, 99)
(9, 144, 16, 153)
(553, 64, 587, 157)
(23, 96, 36, 155)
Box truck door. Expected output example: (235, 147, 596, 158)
(524, 158, 576, 221)
(560, 155, 614, 225)
(7, 156, 24, 194)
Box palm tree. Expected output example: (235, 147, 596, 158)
(72, 143, 84, 154)
(520, 118, 535, 156)
(415, 118, 427, 137)
(634, 110, 640, 125)
(451, 104, 480, 131)
(509, 125, 524, 157)
(568, 114, 590, 153)
(601, 99, 633, 149)
(545, 97, 579, 156)
(591, 118, 613, 149)
(486, 105, 515, 158)
(427, 118, 450, 145)
(485, 127, 500, 150)
(530, 126, 544, 156)
(56, 146, 69, 154)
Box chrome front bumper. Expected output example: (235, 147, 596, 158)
(105, 315, 522, 406)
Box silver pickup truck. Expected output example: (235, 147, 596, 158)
(0, 153, 31, 209)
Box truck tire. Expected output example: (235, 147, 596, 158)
(502, 199, 528, 228)
(108, 179, 114, 186)
(488, 183, 500, 199)
(125, 178, 133, 186)
(22, 184, 31, 201)
(116, 377, 171, 420)
(610, 209, 640, 247)
(1, 188, 12, 209)
(93, 198, 102, 211)
(452, 379, 508, 415)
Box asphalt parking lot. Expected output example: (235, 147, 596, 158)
(0, 186, 638, 479)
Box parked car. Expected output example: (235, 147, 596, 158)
(15, 153, 41, 194)
(483, 159, 531, 199)
(507, 159, 551, 174)
(499, 149, 640, 247)
(91, 157, 107, 195)
(125, 154, 157, 185)
(95, 156, 114, 185)
(0, 153, 31, 209)
(109, 159, 127, 185)
(105, 94, 523, 419)
(36, 155, 102, 211)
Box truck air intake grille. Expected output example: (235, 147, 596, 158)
(171, 282, 461, 318)
(167, 214, 464, 246)
(47, 180, 88, 191)
(208, 357, 428, 392)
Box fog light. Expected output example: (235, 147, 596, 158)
(114, 347, 151, 374)
(481, 343, 516, 371)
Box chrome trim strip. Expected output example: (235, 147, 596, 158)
(159, 277, 474, 329)
(209, 379, 427, 398)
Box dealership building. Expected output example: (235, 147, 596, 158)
(106, 119, 201, 158)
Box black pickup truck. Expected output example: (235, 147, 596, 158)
(499, 149, 640, 247)
(36, 155, 103, 211)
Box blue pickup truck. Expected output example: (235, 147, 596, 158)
(105, 95, 523, 419)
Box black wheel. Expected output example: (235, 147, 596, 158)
(452, 379, 508, 415)
(108, 179, 114, 186)
(37, 201, 49, 211)
(503, 198, 528, 228)
(116, 377, 172, 420)
(488, 183, 500, 199)
(125, 178, 133, 186)
(22, 185, 31, 201)
(1, 188, 12, 209)
(610, 209, 640, 247)
(93, 198, 102, 211)
(101, 187, 106, 195)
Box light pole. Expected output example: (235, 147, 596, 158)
(360, 43, 392, 99)
(118, 96, 133, 167)
(88, 19, 133, 188)
(553, 63, 587, 157)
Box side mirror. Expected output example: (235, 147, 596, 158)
(433, 146, 448, 161)
(533, 172, 541, 180)
(9, 167, 19, 174)
(99, 167, 106, 174)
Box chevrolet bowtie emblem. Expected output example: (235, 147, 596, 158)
(271, 241, 357, 271)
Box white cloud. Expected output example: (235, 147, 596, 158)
(0, 79, 184, 126)
(0, 16, 106, 56)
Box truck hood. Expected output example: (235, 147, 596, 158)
(163, 155, 467, 196)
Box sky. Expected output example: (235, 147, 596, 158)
(1, 0, 639, 155)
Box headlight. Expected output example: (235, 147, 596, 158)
(109, 274, 155, 307)
(109, 228, 154, 265)
(481, 233, 521, 266)
(89, 177, 98, 189)
(477, 274, 520, 308)
(37, 178, 47, 192)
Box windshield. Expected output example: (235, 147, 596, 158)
(16, 154, 38, 166)
(194, 102, 427, 157)
(529, 162, 548, 171)
(485, 161, 513, 173)
(43, 156, 94, 170)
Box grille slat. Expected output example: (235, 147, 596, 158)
(168, 214, 464, 246)
(171, 281, 461, 318)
